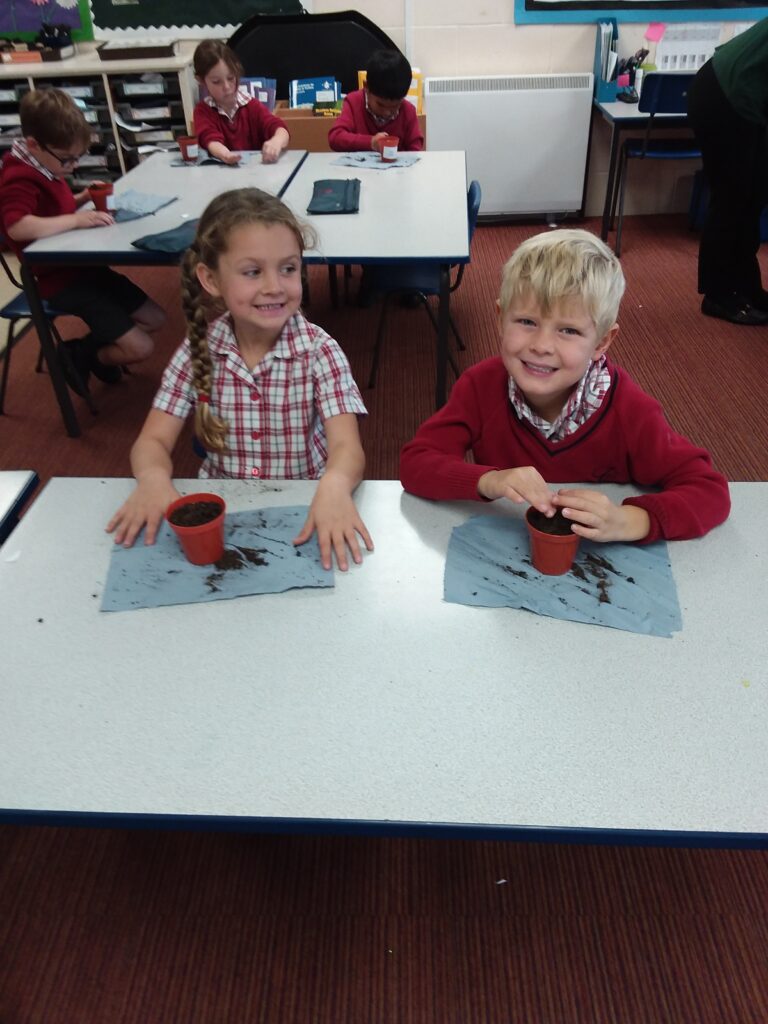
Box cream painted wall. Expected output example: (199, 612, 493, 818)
(314, 1, 742, 218)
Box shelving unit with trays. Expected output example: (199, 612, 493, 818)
(0, 46, 197, 181)
(0, 80, 26, 158)
(112, 72, 190, 168)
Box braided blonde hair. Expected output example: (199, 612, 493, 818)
(180, 188, 316, 452)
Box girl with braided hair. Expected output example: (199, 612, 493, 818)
(107, 188, 372, 571)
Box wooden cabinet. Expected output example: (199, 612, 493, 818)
(0, 44, 196, 181)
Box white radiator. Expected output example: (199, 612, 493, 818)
(424, 74, 594, 216)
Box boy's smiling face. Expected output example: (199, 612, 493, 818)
(499, 292, 618, 423)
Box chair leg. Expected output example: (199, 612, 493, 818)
(55, 331, 98, 416)
(448, 313, 466, 352)
(421, 299, 460, 378)
(0, 322, 17, 415)
(368, 294, 391, 388)
(35, 346, 44, 373)
(343, 264, 353, 304)
(301, 265, 311, 307)
(327, 265, 339, 309)
(609, 144, 630, 234)
(615, 150, 630, 258)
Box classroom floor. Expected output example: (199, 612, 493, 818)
(1, 213, 767, 1023)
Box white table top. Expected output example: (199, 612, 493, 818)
(0, 478, 765, 845)
(596, 100, 687, 124)
(25, 150, 307, 263)
(280, 151, 470, 264)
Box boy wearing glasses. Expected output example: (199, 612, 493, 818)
(0, 88, 165, 392)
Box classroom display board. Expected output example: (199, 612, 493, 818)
(1, 0, 88, 37)
(516, 0, 768, 24)
(87, 0, 305, 34)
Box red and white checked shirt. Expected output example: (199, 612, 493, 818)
(508, 355, 612, 441)
(203, 89, 251, 122)
(153, 312, 367, 480)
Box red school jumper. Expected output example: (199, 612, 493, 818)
(399, 357, 731, 543)
(0, 154, 80, 298)
(193, 98, 288, 152)
(328, 90, 424, 152)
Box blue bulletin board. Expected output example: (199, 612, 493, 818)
(515, 0, 768, 24)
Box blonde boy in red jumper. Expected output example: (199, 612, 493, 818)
(0, 88, 165, 391)
(400, 229, 730, 544)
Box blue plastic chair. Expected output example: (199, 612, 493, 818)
(366, 180, 482, 388)
(609, 72, 700, 257)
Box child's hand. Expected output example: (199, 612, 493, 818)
(222, 151, 242, 165)
(261, 138, 281, 163)
(477, 467, 556, 516)
(106, 480, 181, 548)
(75, 209, 114, 229)
(370, 132, 388, 152)
(293, 475, 374, 571)
(553, 489, 651, 543)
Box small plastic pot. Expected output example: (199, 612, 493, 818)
(525, 507, 580, 576)
(177, 135, 199, 163)
(88, 183, 114, 212)
(166, 492, 226, 566)
(380, 134, 399, 162)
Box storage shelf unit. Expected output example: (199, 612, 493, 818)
(0, 44, 196, 182)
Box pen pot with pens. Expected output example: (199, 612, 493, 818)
(616, 48, 650, 104)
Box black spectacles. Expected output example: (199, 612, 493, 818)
(38, 141, 84, 169)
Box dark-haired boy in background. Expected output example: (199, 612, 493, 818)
(329, 49, 423, 152)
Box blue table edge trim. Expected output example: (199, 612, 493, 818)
(1, 809, 765, 849)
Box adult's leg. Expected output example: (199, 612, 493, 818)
(688, 61, 768, 306)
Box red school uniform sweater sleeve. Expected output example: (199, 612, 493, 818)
(400, 359, 730, 542)
(193, 97, 288, 152)
(328, 90, 424, 152)
(609, 371, 731, 542)
(0, 154, 79, 298)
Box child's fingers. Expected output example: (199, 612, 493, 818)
(292, 515, 313, 546)
(354, 519, 374, 552)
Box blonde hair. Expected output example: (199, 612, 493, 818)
(181, 188, 316, 453)
(499, 229, 625, 338)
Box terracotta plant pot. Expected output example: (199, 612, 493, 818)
(379, 134, 399, 162)
(166, 492, 226, 566)
(525, 507, 580, 576)
(88, 183, 114, 212)
(177, 135, 199, 163)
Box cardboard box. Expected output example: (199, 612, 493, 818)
(276, 101, 426, 152)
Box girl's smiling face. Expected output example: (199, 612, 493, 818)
(197, 222, 303, 349)
(499, 293, 617, 422)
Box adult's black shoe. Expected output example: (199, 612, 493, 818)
(701, 296, 768, 326)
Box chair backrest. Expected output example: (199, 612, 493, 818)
(639, 71, 696, 116)
(467, 179, 482, 243)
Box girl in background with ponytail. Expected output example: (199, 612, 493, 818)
(107, 188, 372, 571)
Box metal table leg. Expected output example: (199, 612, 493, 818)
(20, 261, 80, 438)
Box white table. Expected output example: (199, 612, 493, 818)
(281, 151, 470, 408)
(594, 100, 690, 241)
(21, 150, 307, 437)
(26, 150, 307, 265)
(0, 478, 765, 849)
(0, 470, 37, 546)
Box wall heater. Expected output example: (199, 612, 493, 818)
(424, 74, 594, 217)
